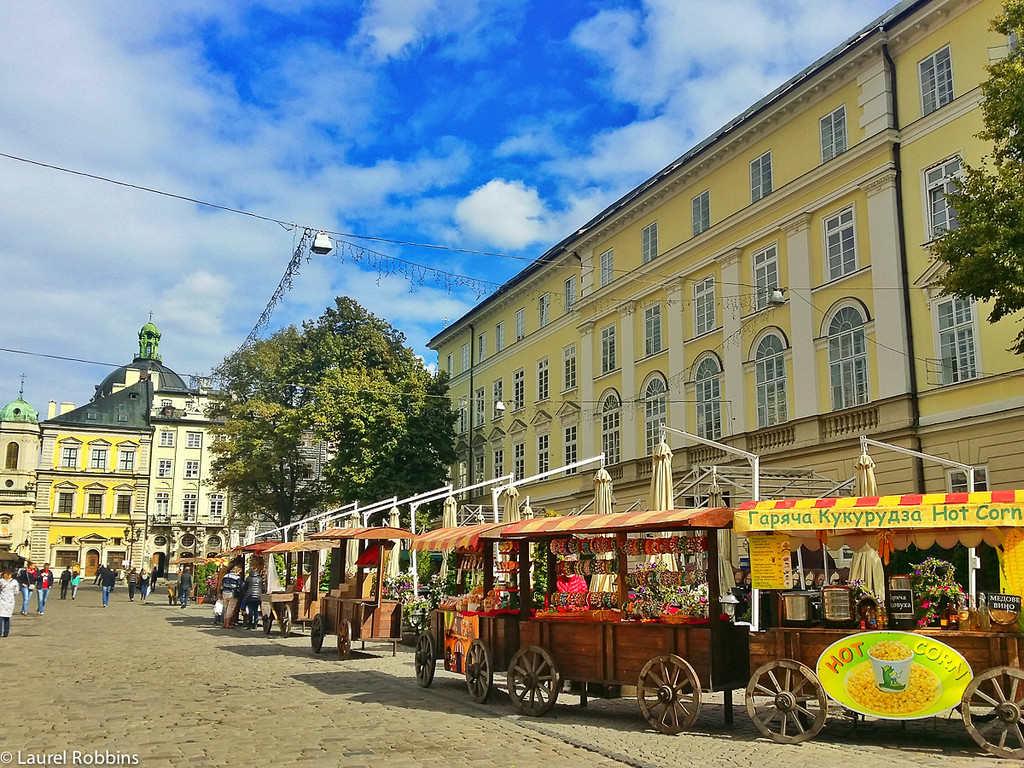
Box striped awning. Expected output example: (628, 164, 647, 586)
(309, 525, 411, 541)
(499, 507, 733, 539)
(263, 540, 336, 553)
(216, 541, 281, 558)
(410, 521, 513, 552)
(735, 490, 1024, 534)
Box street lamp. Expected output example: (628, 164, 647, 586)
(123, 523, 141, 568)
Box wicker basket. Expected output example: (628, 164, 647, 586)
(661, 612, 693, 625)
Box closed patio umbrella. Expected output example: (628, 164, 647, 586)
(384, 507, 402, 581)
(591, 468, 616, 592)
(851, 451, 885, 601)
(707, 469, 735, 592)
(439, 495, 458, 580)
(648, 441, 678, 571)
(502, 486, 520, 522)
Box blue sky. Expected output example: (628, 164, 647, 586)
(0, 0, 897, 413)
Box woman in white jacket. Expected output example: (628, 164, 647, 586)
(0, 567, 18, 637)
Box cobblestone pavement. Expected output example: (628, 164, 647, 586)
(0, 587, 1017, 767)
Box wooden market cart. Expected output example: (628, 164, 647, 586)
(307, 525, 411, 658)
(259, 540, 332, 636)
(735, 490, 1024, 759)
(409, 521, 520, 703)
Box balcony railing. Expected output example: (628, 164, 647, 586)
(150, 514, 171, 525)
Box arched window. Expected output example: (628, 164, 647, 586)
(755, 334, 788, 428)
(643, 378, 667, 455)
(828, 306, 869, 410)
(695, 358, 722, 440)
(5, 442, 18, 470)
(601, 394, 621, 465)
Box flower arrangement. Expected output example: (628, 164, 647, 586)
(382, 572, 415, 603)
(848, 578, 881, 605)
(673, 583, 709, 618)
(626, 561, 673, 619)
(910, 557, 965, 627)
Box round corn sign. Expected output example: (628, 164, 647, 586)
(816, 631, 972, 719)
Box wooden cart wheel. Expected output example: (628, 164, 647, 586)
(745, 659, 827, 744)
(262, 614, 272, 635)
(414, 631, 436, 688)
(465, 639, 493, 703)
(508, 645, 559, 716)
(310, 615, 325, 654)
(337, 618, 352, 659)
(636, 654, 702, 734)
(961, 666, 1024, 759)
(280, 609, 292, 637)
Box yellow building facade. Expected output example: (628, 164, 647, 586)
(431, 0, 1021, 512)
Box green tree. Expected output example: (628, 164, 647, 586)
(933, 2, 1024, 354)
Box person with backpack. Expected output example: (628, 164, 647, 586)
(242, 567, 265, 630)
(178, 566, 193, 609)
(127, 568, 139, 602)
(99, 565, 116, 607)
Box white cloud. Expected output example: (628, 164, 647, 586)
(454, 180, 554, 251)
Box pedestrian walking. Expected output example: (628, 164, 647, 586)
(70, 570, 81, 600)
(178, 566, 193, 609)
(35, 563, 54, 614)
(127, 567, 139, 602)
(16, 561, 35, 615)
(99, 565, 116, 607)
(243, 567, 265, 629)
(139, 568, 150, 603)
(59, 566, 72, 599)
(0, 567, 16, 637)
(221, 565, 244, 628)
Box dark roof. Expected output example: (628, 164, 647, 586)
(94, 357, 190, 400)
(47, 380, 152, 430)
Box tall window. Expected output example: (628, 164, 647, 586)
(695, 357, 723, 440)
(825, 208, 857, 280)
(155, 492, 170, 517)
(4, 442, 17, 470)
(820, 105, 848, 163)
(755, 335, 788, 428)
(538, 294, 550, 328)
(564, 426, 578, 474)
(474, 387, 485, 425)
(185, 459, 202, 479)
(564, 276, 577, 312)
(537, 358, 549, 401)
(750, 151, 772, 202)
(599, 248, 614, 287)
(513, 369, 525, 411)
(495, 322, 505, 352)
(159, 431, 174, 447)
(492, 379, 503, 418)
(474, 454, 485, 483)
(90, 448, 107, 470)
(118, 450, 135, 471)
(694, 276, 716, 336)
(644, 378, 668, 455)
(642, 222, 658, 264)
(828, 307, 869, 410)
(477, 332, 487, 363)
(920, 45, 954, 116)
(515, 309, 526, 341)
(57, 492, 74, 514)
(753, 245, 779, 311)
(87, 494, 103, 516)
(61, 446, 78, 469)
(182, 493, 198, 521)
(457, 403, 467, 433)
(446, 353, 454, 375)
(158, 459, 172, 477)
(116, 495, 131, 516)
(562, 344, 577, 391)
(601, 395, 621, 465)
(600, 324, 617, 373)
(537, 434, 549, 474)
(209, 494, 225, 521)
(461, 343, 469, 373)
(644, 305, 662, 356)
(937, 297, 978, 384)
(513, 442, 525, 481)
(692, 190, 710, 236)
(493, 448, 504, 478)
(926, 157, 961, 239)
(186, 432, 202, 449)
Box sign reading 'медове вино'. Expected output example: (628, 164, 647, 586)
(735, 496, 1024, 534)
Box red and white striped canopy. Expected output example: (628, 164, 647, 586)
(498, 507, 732, 539)
(410, 521, 513, 552)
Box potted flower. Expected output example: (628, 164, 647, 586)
(911, 557, 965, 627)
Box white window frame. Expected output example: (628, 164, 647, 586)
(600, 324, 617, 374)
(925, 157, 962, 240)
(601, 395, 621, 465)
(537, 434, 549, 475)
(539, 293, 550, 328)
(513, 442, 525, 481)
(643, 377, 668, 455)
(642, 222, 658, 264)
(90, 448, 108, 470)
(209, 494, 225, 522)
(492, 379, 503, 419)
(513, 369, 525, 411)
(755, 334, 788, 428)
(495, 322, 505, 352)
(694, 275, 716, 336)
(537, 357, 549, 402)
(750, 151, 772, 203)
(644, 304, 662, 357)
(186, 432, 202, 449)
(56, 491, 75, 515)
(599, 248, 614, 287)
(182, 493, 198, 521)
(159, 431, 174, 447)
(949, 467, 988, 493)
(920, 45, 954, 116)
(461, 343, 470, 373)
(564, 276, 577, 312)
(477, 332, 487, 363)
(474, 387, 485, 425)
(492, 448, 504, 478)
(694, 357, 723, 440)
(824, 207, 857, 281)
(827, 306, 870, 410)
(155, 492, 170, 517)
(692, 190, 710, 236)
(158, 459, 172, 478)
(820, 105, 848, 163)
(935, 296, 979, 385)
(61, 446, 78, 469)
(446, 353, 454, 375)
(562, 344, 577, 391)
(753, 244, 779, 312)
(515, 309, 526, 341)
(564, 426, 578, 475)
(118, 450, 135, 472)
(87, 493, 104, 516)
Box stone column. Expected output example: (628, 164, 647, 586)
(665, 279, 687, 433)
(720, 249, 747, 435)
(783, 213, 818, 418)
(619, 301, 638, 462)
(578, 321, 596, 459)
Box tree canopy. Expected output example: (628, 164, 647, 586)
(208, 297, 456, 530)
(933, 1, 1024, 354)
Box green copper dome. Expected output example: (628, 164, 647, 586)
(138, 320, 162, 361)
(0, 395, 38, 423)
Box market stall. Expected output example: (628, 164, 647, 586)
(735, 490, 1024, 758)
(307, 525, 411, 658)
(260, 540, 332, 636)
(409, 521, 519, 702)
